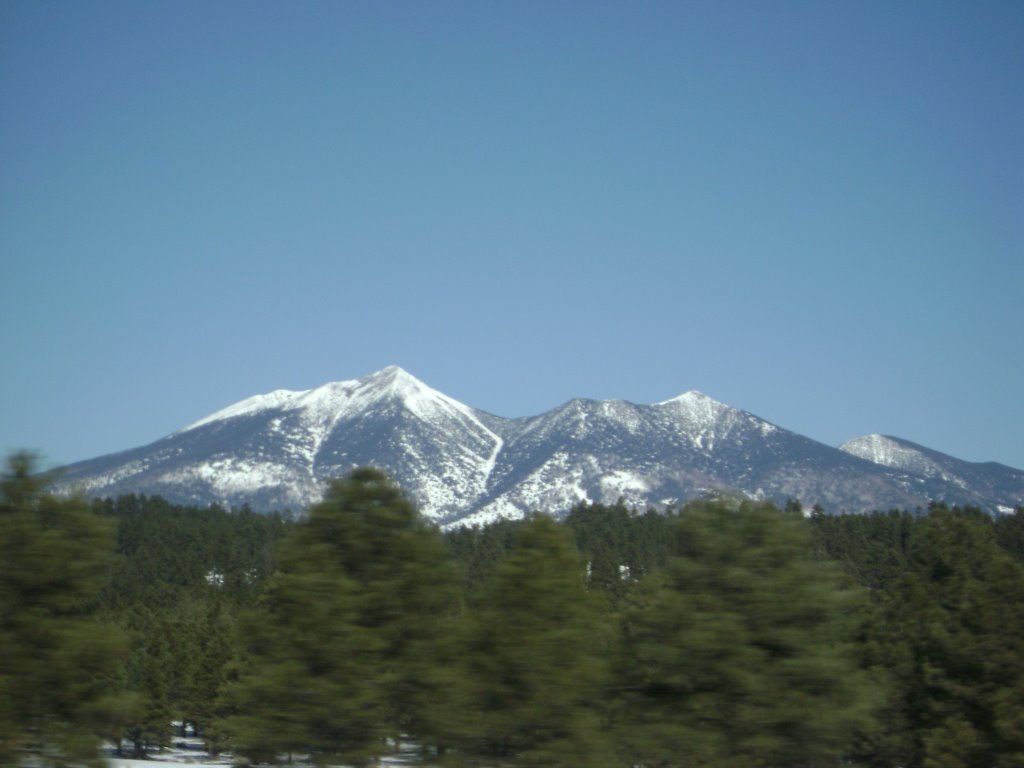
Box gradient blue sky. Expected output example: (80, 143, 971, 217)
(2, 1, 1022, 471)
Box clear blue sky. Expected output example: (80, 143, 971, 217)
(2, 1, 1022, 471)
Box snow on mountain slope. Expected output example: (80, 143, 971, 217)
(840, 435, 957, 481)
(464, 391, 924, 525)
(58, 367, 504, 520)
(653, 390, 778, 451)
(183, 365, 492, 456)
(54, 368, 1024, 523)
(840, 435, 1024, 511)
(182, 389, 304, 432)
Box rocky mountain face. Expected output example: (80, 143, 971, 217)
(838, 434, 1024, 515)
(55, 367, 1023, 526)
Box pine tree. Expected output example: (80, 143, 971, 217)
(228, 550, 380, 765)
(181, 598, 238, 745)
(994, 507, 1024, 564)
(616, 500, 876, 768)
(120, 610, 174, 758)
(863, 508, 1024, 767)
(227, 467, 458, 765)
(455, 515, 615, 767)
(0, 453, 126, 766)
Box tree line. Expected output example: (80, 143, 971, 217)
(2, 451, 1023, 767)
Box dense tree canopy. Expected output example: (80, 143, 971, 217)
(861, 508, 1024, 767)
(616, 500, 875, 768)
(0, 454, 126, 766)
(227, 467, 459, 766)
(3, 447, 1023, 767)
(454, 515, 615, 767)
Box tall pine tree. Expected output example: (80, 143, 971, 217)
(455, 515, 615, 768)
(227, 468, 458, 766)
(0, 453, 126, 766)
(617, 500, 875, 767)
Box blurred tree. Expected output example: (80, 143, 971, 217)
(994, 507, 1024, 564)
(445, 517, 529, 599)
(616, 499, 876, 767)
(809, 508, 915, 589)
(180, 597, 238, 744)
(861, 508, 1024, 767)
(91, 492, 287, 755)
(119, 608, 174, 757)
(0, 452, 126, 766)
(455, 515, 615, 767)
(226, 467, 458, 766)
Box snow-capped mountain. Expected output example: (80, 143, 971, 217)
(55, 367, 1023, 525)
(839, 435, 1024, 514)
(57, 367, 503, 521)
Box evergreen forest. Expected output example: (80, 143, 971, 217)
(2, 452, 1024, 767)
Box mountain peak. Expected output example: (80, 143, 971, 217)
(656, 389, 712, 405)
(180, 367, 437, 435)
(360, 365, 423, 395)
(368, 364, 412, 380)
(654, 389, 732, 414)
(307, 366, 486, 430)
(354, 366, 447, 411)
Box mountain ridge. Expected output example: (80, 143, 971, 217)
(54, 367, 1023, 524)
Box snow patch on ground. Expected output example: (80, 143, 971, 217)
(103, 733, 423, 766)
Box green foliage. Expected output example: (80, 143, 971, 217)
(454, 515, 615, 767)
(861, 508, 1024, 768)
(87, 493, 289, 755)
(808, 507, 915, 589)
(444, 516, 532, 598)
(117, 608, 174, 757)
(0, 453, 127, 766)
(565, 500, 673, 603)
(994, 507, 1024, 564)
(227, 467, 459, 766)
(227, 551, 380, 765)
(8, 447, 1020, 767)
(96, 494, 288, 610)
(616, 499, 876, 768)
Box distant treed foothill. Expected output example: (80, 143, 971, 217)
(3, 453, 1024, 767)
